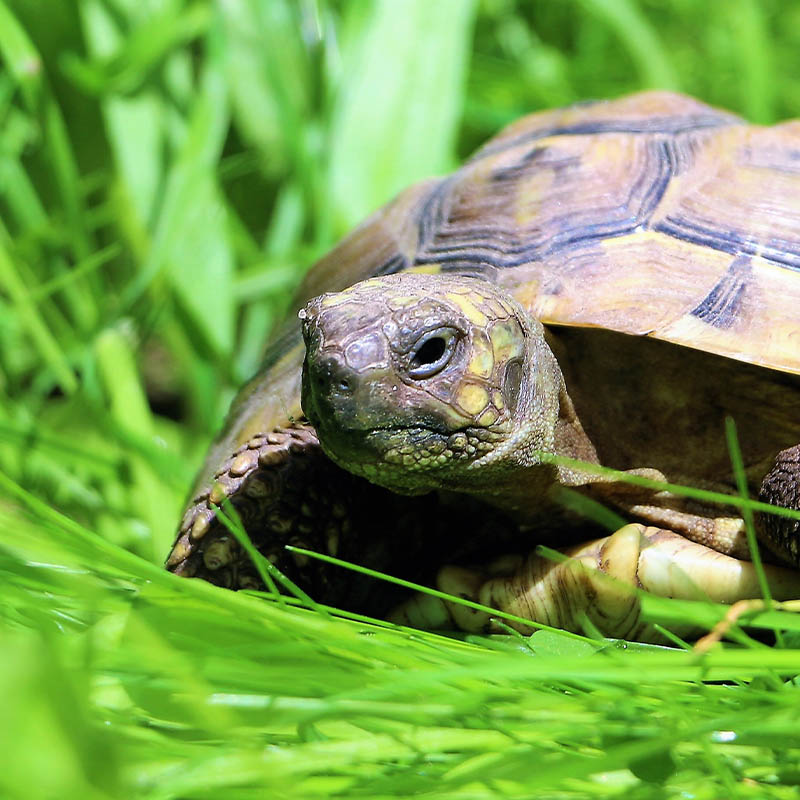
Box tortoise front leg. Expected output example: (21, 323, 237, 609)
(167, 421, 501, 616)
(167, 421, 417, 611)
(759, 445, 800, 565)
(390, 524, 800, 642)
(168, 423, 346, 591)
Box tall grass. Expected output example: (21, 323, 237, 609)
(2, 1, 800, 797)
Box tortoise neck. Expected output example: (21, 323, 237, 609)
(459, 381, 602, 518)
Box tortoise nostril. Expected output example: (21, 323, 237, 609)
(314, 355, 357, 398)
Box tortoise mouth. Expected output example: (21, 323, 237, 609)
(311, 421, 509, 496)
(302, 366, 457, 443)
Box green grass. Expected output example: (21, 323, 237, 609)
(3, 0, 800, 797)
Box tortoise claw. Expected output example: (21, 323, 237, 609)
(166, 422, 332, 587)
(390, 524, 800, 642)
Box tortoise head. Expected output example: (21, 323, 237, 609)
(300, 273, 569, 496)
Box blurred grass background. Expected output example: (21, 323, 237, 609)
(3, 1, 800, 797)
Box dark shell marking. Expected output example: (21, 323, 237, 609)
(689, 255, 751, 329)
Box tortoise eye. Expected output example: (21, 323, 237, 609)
(408, 328, 458, 379)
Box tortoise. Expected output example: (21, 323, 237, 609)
(167, 91, 800, 642)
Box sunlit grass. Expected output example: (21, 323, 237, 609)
(2, 0, 800, 797)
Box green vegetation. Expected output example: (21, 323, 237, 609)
(2, 1, 800, 797)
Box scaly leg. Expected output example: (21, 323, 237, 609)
(167, 422, 426, 612)
(390, 524, 800, 642)
(166, 420, 514, 615)
(759, 445, 800, 565)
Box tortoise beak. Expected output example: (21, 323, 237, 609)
(300, 347, 360, 430)
(299, 298, 397, 437)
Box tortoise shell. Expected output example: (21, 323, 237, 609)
(304, 90, 800, 374)
(200, 90, 800, 489)
(170, 91, 800, 602)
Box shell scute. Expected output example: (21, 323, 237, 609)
(396, 92, 800, 375)
(191, 92, 800, 502)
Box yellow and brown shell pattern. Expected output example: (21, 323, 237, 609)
(167, 91, 800, 598)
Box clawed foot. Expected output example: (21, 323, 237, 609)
(167, 421, 404, 610)
(167, 423, 339, 588)
(390, 524, 800, 641)
(166, 421, 505, 614)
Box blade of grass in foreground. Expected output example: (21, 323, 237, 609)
(725, 416, 774, 609)
(537, 450, 800, 524)
(6, 481, 800, 797)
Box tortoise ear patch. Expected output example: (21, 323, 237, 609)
(502, 358, 523, 415)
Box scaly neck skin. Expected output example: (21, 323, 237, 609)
(453, 338, 603, 519)
(471, 422, 602, 522)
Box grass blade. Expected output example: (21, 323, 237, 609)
(328, 0, 477, 229)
